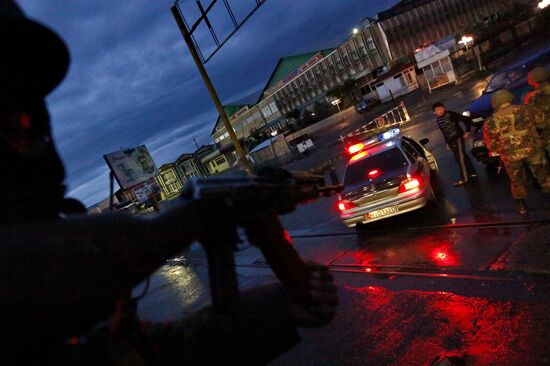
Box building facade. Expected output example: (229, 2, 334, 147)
(156, 163, 184, 199)
(201, 149, 231, 174)
(265, 21, 392, 115)
(175, 149, 209, 180)
(210, 100, 283, 151)
(377, 0, 511, 60)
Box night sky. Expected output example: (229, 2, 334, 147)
(18, 0, 397, 206)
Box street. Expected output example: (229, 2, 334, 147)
(137, 46, 550, 365)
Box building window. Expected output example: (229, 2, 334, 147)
(215, 156, 226, 165)
(440, 57, 452, 73)
(360, 82, 376, 95)
(366, 37, 376, 52)
(261, 105, 271, 117)
(403, 70, 415, 85)
(269, 102, 278, 114)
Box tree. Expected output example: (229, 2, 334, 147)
(312, 101, 331, 121)
(327, 79, 359, 110)
(285, 109, 301, 120)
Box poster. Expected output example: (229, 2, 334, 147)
(104, 145, 158, 189)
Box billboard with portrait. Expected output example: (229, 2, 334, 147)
(104, 145, 158, 189)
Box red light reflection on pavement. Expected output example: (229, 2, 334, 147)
(429, 243, 460, 267)
(339, 286, 550, 365)
(353, 252, 376, 266)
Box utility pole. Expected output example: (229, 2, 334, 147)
(171, 6, 252, 175)
(192, 136, 200, 149)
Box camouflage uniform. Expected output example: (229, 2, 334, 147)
(484, 95, 550, 200)
(525, 81, 550, 154)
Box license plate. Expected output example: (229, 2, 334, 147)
(366, 206, 399, 220)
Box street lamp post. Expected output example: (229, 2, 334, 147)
(331, 98, 342, 112)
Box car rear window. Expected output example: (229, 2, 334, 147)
(344, 148, 408, 186)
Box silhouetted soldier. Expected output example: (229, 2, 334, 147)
(0, 1, 337, 363)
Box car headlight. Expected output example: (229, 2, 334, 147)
(473, 140, 486, 148)
(462, 111, 471, 117)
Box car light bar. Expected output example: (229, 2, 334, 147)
(378, 128, 400, 142)
(350, 151, 369, 161)
(347, 143, 365, 155)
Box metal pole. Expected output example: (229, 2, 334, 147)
(171, 6, 252, 175)
(109, 172, 114, 211)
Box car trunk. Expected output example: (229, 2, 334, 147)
(342, 165, 408, 205)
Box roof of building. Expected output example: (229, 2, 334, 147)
(210, 104, 251, 136)
(259, 48, 335, 99)
(175, 153, 194, 163)
(372, 62, 415, 84)
(377, 0, 433, 21)
(159, 163, 176, 171)
(194, 144, 216, 158)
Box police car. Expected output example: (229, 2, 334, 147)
(338, 129, 439, 229)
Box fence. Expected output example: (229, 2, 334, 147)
(379, 81, 421, 104)
(339, 102, 411, 144)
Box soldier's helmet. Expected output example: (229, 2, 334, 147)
(491, 89, 514, 109)
(528, 67, 550, 85)
(0, 0, 69, 96)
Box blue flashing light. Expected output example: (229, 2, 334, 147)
(378, 128, 400, 142)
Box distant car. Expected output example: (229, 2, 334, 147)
(338, 133, 438, 230)
(463, 46, 550, 166)
(355, 98, 380, 114)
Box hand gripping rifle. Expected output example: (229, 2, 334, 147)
(181, 168, 343, 320)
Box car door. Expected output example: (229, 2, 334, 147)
(401, 139, 431, 183)
(404, 136, 438, 173)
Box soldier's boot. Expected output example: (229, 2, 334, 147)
(515, 199, 528, 215)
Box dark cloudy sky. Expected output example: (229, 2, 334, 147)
(18, 0, 397, 206)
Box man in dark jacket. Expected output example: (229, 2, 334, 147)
(433, 102, 478, 186)
(0, 1, 337, 363)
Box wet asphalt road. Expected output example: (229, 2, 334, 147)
(139, 44, 550, 365)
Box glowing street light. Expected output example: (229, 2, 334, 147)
(352, 28, 359, 34)
(459, 35, 474, 48)
(539, 0, 550, 9)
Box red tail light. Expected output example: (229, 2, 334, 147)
(347, 143, 365, 155)
(399, 177, 422, 193)
(338, 199, 356, 212)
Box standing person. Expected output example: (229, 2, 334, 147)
(432, 102, 478, 186)
(0, 1, 338, 363)
(524, 67, 550, 154)
(484, 89, 550, 214)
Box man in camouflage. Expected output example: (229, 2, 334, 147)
(524, 67, 550, 154)
(484, 89, 550, 214)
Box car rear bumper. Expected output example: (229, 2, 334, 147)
(340, 189, 430, 228)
